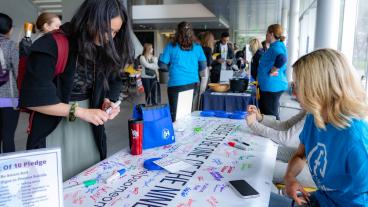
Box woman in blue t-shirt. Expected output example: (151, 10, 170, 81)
(159, 21, 207, 121)
(270, 49, 368, 207)
(258, 24, 288, 120)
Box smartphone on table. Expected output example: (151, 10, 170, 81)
(229, 180, 260, 199)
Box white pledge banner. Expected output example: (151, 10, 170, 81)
(0, 148, 63, 207)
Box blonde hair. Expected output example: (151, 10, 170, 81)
(201, 31, 214, 50)
(142, 43, 153, 57)
(249, 38, 262, 55)
(293, 48, 368, 129)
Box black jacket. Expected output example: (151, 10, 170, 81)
(20, 24, 122, 160)
(213, 41, 234, 70)
(250, 49, 265, 80)
(202, 46, 213, 67)
(213, 41, 234, 60)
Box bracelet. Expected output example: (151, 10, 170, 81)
(69, 102, 78, 122)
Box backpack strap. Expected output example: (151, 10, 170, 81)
(27, 30, 69, 134)
(51, 30, 69, 76)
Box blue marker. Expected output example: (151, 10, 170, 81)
(106, 168, 126, 183)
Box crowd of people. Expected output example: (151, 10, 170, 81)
(0, 0, 367, 206)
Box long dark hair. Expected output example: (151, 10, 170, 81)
(173, 21, 194, 50)
(70, 0, 134, 82)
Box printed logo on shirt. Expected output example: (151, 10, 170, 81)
(307, 142, 328, 178)
(307, 143, 337, 192)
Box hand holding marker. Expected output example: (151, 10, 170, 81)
(105, 100, 121, 115)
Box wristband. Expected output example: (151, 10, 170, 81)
(69, 102, 78, 122)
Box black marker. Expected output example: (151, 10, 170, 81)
(233, 138, 250, 146)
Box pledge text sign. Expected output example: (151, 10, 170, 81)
(0, 148, 63, 207)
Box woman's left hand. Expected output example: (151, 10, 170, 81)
(102, 98, 121, 120)
(246, 112, 257, 125)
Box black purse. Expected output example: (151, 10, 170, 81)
(145, 68, 156, 76)
(144, 57, 157, 76)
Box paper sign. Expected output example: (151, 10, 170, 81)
(0, 148, 63, 207)
(176, 89, 194, 121)
(220, 70, 233, 83)
(153, 157, 192, 173)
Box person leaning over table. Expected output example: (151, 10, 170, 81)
(19, 0, 134, 180)
(269, 49, 368, 207)
(257, 24, 288, 120)
(159, 21, 207, 122)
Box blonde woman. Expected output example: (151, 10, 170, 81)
(249, 38, 264, 80)
(270, 49, 368, 206)
(140, 43, 160, 105)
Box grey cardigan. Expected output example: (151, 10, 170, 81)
(0, 34, 19, 102)
(247, 110, 306, 148)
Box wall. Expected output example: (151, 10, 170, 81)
(62, 0, 84, 22)
(0, 0, 38, 42)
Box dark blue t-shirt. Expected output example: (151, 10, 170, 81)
(300, 114, 368, 206)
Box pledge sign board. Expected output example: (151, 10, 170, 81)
(0, 148, 63, 207)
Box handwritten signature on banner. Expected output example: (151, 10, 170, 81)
(177, 198, 194, 207)
(63, 117, 272, 207)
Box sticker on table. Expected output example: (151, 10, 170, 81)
(153, 157, 193, 173)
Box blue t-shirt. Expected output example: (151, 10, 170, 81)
(300, 114, 368, 207)
(258, 40, 288, 92)
(160, 43, 207, 87)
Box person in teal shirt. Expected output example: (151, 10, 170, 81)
(159, 21, 206, 121)
(269, 49, 368, 207)
(258, 24, 288, 120)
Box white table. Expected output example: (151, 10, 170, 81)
(63, 114, 278, 207)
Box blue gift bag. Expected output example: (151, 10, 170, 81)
(132, 104, 175, 149)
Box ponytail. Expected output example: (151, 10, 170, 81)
(279, 35, 286, 42)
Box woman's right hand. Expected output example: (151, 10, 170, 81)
(285, 177, 310, 206)
(75, 107, 109, 126)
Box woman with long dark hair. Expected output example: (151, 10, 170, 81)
(20, 0, 134, 180)
(159, 21, 207, 121)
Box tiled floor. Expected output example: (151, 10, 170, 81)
(13, 84, 300, 157)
